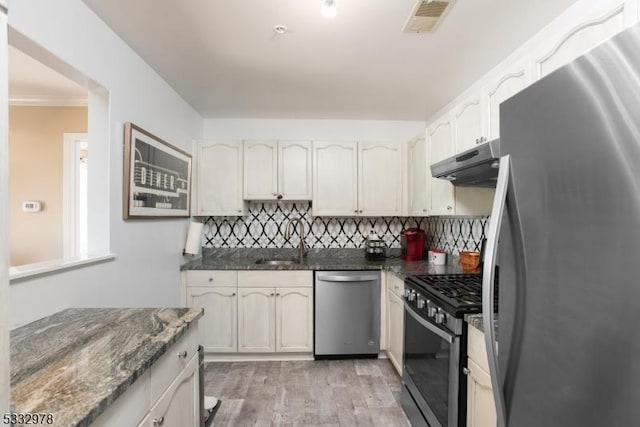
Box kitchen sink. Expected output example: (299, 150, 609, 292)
(255, 259, 299, 266)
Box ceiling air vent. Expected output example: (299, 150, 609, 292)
(403, 0, 455, 33)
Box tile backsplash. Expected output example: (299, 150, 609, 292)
(202, 202, 488, 254)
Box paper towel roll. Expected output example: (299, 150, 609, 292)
(184, 222, 204, 255)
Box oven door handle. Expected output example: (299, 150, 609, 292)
(404, 301, 455, 343)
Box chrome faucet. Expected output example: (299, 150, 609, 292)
(285, 217, 308, 263)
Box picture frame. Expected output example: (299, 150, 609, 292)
(123, 122, 192, 219)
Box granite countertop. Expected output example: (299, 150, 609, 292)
(465, 313, 499, 335)
(181, 248, 466, 277)
(465, 313, 486, 332)
(10, 307, 203, 427)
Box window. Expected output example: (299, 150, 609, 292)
(7, 39, 112, 280)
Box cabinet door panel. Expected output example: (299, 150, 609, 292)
(533, 2, 627, 80)
(428, 116, 455, 215)
(484, 58, 530, 139)
(243, 140, 278, 200)
(408, 136, 428, 216)
(197, 141, 243, 215)
(387, 290, 404, 376)
(312, 141, 358, 216)
(279, 141, 312, 200)
(144, 354, 199, 427)
(454, 93, 483, 153)
(359, 142, 403, 216)
(466, 358, 497, 427)
(276, 287, 313, 352)
(187, 287, 237, 353)
(238, 287, 275, 352)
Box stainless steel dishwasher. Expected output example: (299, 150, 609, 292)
(314, 271, 381, 358)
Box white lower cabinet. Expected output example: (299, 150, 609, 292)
(386, 273, 404, 376)
(187, 287, 237, 353)
(186, 270, 314, 356)
(466, 324, 497, 427)
(275, 287, 314, 352)
(92, 326, 201, 427)
(139, 352, 200, 427)
(238, 287, 276, 352)
(237, 285, 314, 354)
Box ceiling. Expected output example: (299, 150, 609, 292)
(8, 46, 87, 105)
(83, 0, 578, 121)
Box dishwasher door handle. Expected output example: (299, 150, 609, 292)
(319, 275, 379, 282)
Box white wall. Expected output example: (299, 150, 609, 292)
(0, 0, 9, 413)
(7, 0, 202, 328)
(202, 118, 426, 141)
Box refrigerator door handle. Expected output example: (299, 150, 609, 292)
(482, 155, 509, 427)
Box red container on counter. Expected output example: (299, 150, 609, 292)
(401, 228, 426, 261)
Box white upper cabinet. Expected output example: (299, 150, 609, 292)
(408, 135, 429, 216)
(453, 91, 485, 154)
(243, 140, 312, 201)
(243, 140, 278, 200)
(483, 56, 531, 140)
(312, 141, 358, 216)
(358, 141, 403, 216)
(428, 114, 456, 216)
(278, 141, 312, 200)
(196, 141, 245, 216)
(531, 0, 636, 81)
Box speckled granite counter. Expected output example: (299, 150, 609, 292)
(181, 248, 467, 277)
(465, 313, 486, 332)
(10, 307, 203, 427)
(465, 313, 499, 335)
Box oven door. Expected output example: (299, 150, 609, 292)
(402, 301, 462, 427)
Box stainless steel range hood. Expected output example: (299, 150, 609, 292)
(430, 139, 500, 187)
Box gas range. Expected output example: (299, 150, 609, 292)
(405, 274, 490, 318)
(401, 273, 498, 427)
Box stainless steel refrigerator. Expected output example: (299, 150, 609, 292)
(482, 23, 640, 427)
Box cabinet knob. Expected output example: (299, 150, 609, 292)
(231, 292, 236, 296)
(153, 416, 165, 426)
(462, 367, 470, 375)
(359, 210, 363, 214)
(447, 206, 452, 211)
(237, 209, 242, 213)
(354, 210, 358, 213)
(276, 293, 280, 296)
(270, 292, 275, 297)
(422, 209, 427, 213)
(208, 277, 213, 282)
(277, 194, 283, 200)
(177, 350, 188, 358)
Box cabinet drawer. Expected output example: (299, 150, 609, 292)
(387, 272, 405, 298)
(149, 326, 199, 404)
(186, 270, 237, 287)
(238, 270, 313, 287)
(467, 323, 490, 373)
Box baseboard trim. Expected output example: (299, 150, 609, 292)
(204, 353, 314, 362)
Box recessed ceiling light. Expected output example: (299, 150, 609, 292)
(322, 0, 336, 19)
(274, 25, 288, 35)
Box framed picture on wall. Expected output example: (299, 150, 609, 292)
(123, 122, 191, 219)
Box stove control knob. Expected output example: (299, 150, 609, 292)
(434, 309, 446, 325)
(408, 290, 417, 302)
(417, 297, 425, 309)
(427, 303, 437, 318)
(404, 289, 411, 299)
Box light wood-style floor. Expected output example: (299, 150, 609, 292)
(204, 359, 411, 426)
